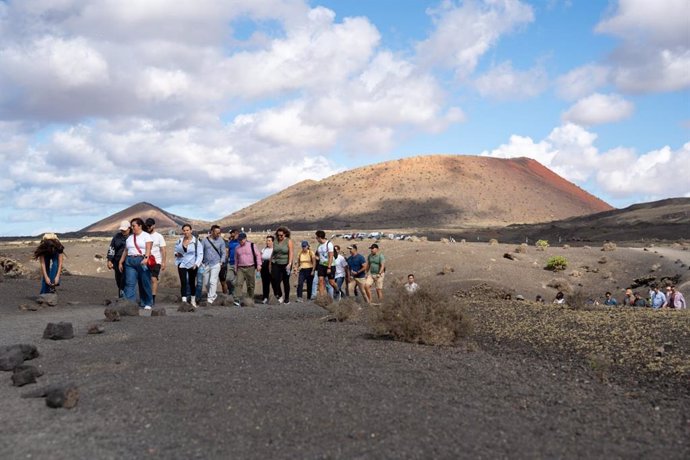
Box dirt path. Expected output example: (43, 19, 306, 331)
(1, 278, 689, 459)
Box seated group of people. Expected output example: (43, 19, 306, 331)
(544, 286, 687, 309)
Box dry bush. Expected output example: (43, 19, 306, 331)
(566, 289, 597, 310)
(0, 256, 32, 279)
(602, 242, 617, 251)
(488, 238, 498, 246)
(314, 293, 333, 308)
(324, 298, 362, 322)
(515, 244, 528, 254)
(369, 286, 473, 346)
(547, 278, 572, 294)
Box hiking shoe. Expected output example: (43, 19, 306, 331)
(278, 296, 284, 304)
(262, 298, 268, 304)
(233, 301, 240, 307)
(296, 298, 303, 303)
(191, 298, 197, 308)
(181, 296, 187, 303)
(144, 305, 152, 310)
(284, 300, 290, 305)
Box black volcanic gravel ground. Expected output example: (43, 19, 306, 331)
(0, 277, 689, 459)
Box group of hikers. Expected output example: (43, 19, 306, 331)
(104, 219, 389, 310)
(33, 223, 685, 312)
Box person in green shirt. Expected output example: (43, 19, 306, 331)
(367, 243, 385, 302)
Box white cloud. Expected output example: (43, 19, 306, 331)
(474, 61, 548, 100)
(595, 0, 690, 93)
(555, 64, 610, 100)
(481, 123, 690, 201)
(562, 93, 634, 125)
(416, 0, 534, 78)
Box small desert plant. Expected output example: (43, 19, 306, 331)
(547, 277, 572, 294)
(602, 242, 617, 251)
(545, 256, 568, 272)
(369, 286, 473, 346)
(488, 238, 498, 245)
(515, 243, 528, 254)
(535, 239, 549, 251)
(324, 298, 361, 322)
(314, 293, 334, 308)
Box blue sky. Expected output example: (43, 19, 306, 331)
(0, 0, 688, 236)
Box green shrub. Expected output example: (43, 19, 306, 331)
(545, 256, 568, 272)
(535, 239, 549, 251)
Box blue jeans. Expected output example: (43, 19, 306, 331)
(124, 256, 152, 307)
(40, 254, 60, 294)
(335, 276, 347, 299)
(297, 268, 314, 299)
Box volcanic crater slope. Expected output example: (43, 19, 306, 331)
(220, 155, 612, 229)
(80, 202, 206, 234)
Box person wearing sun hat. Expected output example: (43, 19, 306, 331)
(107, 220, 131, 297)
(33, 232, 65, 295)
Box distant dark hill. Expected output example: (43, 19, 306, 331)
(445, 197, 690, 244)
(80, 202, 207, 234)
(219, 155, 612, 229)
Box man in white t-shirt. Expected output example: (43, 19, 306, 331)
(315, 230, 338, 297)
(405, 274, 419, 294)
(145, 218, 167, 306)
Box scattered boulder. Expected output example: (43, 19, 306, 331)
(177, 303, 196, 312)
(438, 265, 455, 275)
(570, 270, 583, 278)
(104, 308, 121, 322)
(87, 324, 105, 334)
(503, 253, 516, 261)
(151, 307, 167, 316)
(42, 322, 74, 340)
(22, 383, 79, 409)
(12, 365, 43, 387)
(36, 293, 58, 307)
(111, 299, 140, 316)
(0, 348, 25, 371)
(650, 263, 661, 272)
(598, 257, 608, 264)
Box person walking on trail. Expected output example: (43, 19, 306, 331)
(34, 233, 65, 295)
(665, 285, 686, 309)
(118, 218, 153, 310)
(225, 229, 240, 297)
(198, 225, 226, 305)
(234, 232, 262, 305)
(295, 240, 316, 302)
(347, 244, 371, 304)
(260, 235, 274, 304)
(145, 218, 166, 306)
(107, 220, 131, 298)
(367, 243, 386, 302)
(174, 224, 203, 308)
(270, 226, 294, 304)
(315, 230, 337, 298)
(333, 244, 348, 300)
(650, 285, 666, 310)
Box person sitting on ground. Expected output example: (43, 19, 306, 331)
(650, 285, 666, 310)
(633, 291, 648, 307)
(553, 291, 565, 304)
(34, 233, 65, 295)
(405, 274, 419, 294)
(622, 288, 635, 306)
(603, 291, 618, 306)
(665, 285, 687, 309)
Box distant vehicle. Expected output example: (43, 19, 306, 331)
(367, 232, 381, 239)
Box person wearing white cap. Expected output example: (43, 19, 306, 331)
(107, 219, 131, 297)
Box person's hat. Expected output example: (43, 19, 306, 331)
(41, 232, 59, 241)
(238, 232, 247, 240)
(369, 243, 379, 249)
(515, 294, 525, 301)
(118, 220, 130, 231)
(145, 217, 156, 227)
(347, 244, 357, 250)
(301, 240, 309, 248)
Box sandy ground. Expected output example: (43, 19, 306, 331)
(1, 237, 689, 458)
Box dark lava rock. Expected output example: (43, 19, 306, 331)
(87, 324, 105, 334)
(151, 307, 167, 316)
(104, 308, 121, 322)
(12, 365, 43, 386)
(23, 383, 79, 409)
(112, 299, 140, 316)
(36, 293, 58, 306)
(177, 303, 195, 312)
(503, 253, 516, 261)
(43, 322, 74, 340)
(0, 348, 24, 371)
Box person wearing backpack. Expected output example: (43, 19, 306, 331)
(315, 230, 338, 298)
(197, 225, 227, 305)
(234, 232, 262, 304)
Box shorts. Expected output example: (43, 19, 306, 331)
(317, 264, 335, 280)
(149, 264, 162, 279)
(354, 276, 371, 288)
(371, 272, 385, 289)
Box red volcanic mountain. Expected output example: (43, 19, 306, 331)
(219, 155, 612, 229)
